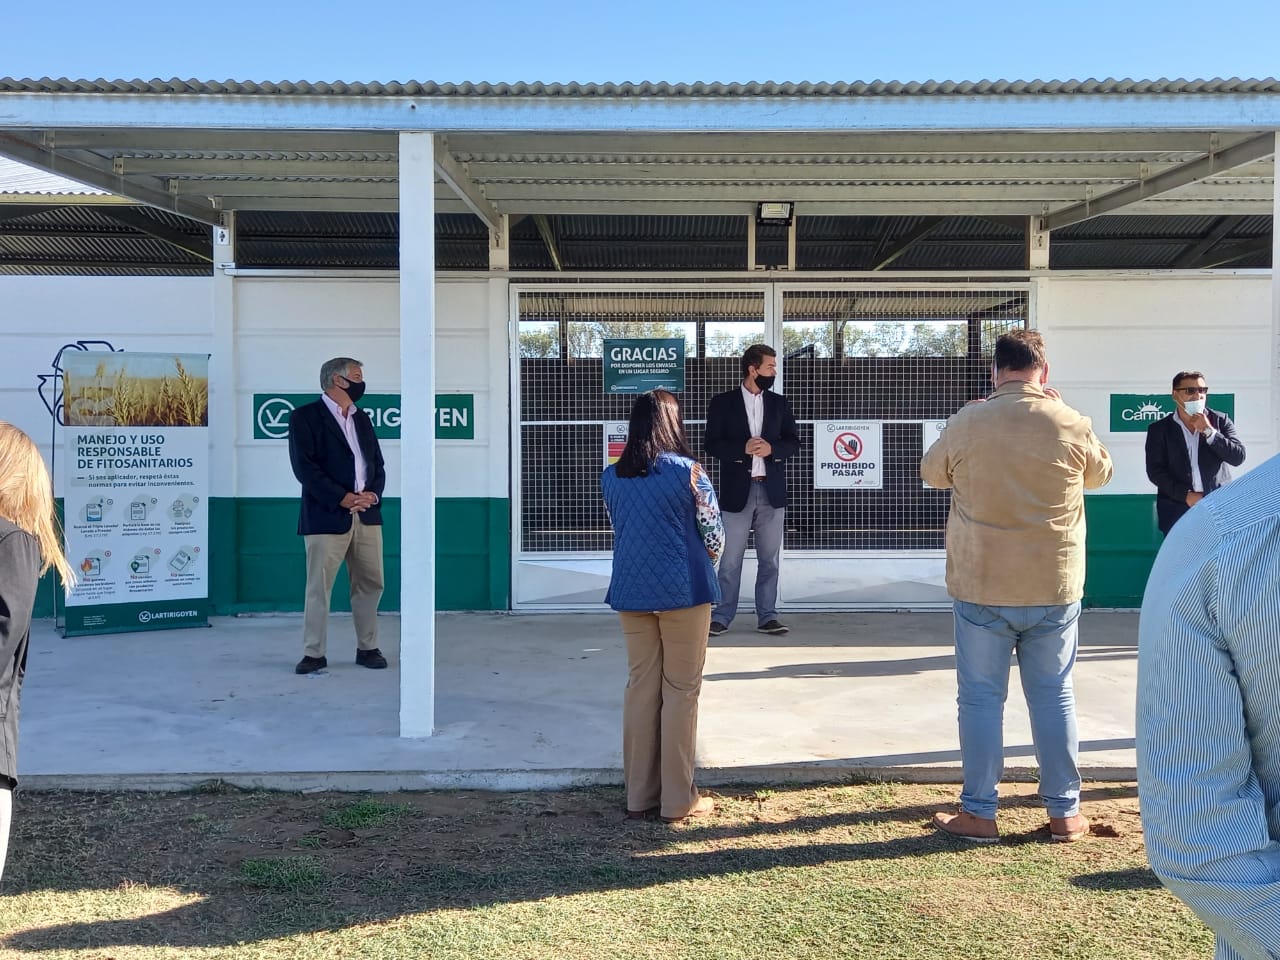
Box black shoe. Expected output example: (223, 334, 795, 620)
(356, 648, 388, 669)
(295, 655, 327, 675)
(757, 620, 790, 635)
(708, 621, 728, 638)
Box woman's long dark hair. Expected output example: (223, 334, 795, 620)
(614, 390, 694, 478)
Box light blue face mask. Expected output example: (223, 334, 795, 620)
(1183, 398, 1206, 416)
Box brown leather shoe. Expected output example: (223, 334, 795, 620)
(662, 796, 716, 823)
(1049, 813, 1090, 842)
(932, 810, 999, 843)
(295, 655, 327, 675)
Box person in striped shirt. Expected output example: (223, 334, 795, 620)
(1138, 451, 1280, 960)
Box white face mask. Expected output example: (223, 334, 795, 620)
(1183, 398, 1206, 416)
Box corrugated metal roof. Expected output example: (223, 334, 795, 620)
(2, 77, 1279, 96)
(0, 209, 1271, 273)
(0, 157, 104, 194)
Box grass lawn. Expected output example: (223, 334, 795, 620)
(0, 781, 1210, 959)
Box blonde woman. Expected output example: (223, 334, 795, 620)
(0, 421, 74, 882)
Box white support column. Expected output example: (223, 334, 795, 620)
(1027, 216, 1050, 270)
(399, 131, 436, 738)
(746, 215, 758, 270)
(489, 214, 510, 271)
(1272, 132, 1280, 457)
(786, 216, 798, 271)
(210, 213, 237, 528)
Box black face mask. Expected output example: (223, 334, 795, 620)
(342, 379, 366, 403)
(754, 374, 776, 391)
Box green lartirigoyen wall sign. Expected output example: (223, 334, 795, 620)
(252, 393, 474, 440)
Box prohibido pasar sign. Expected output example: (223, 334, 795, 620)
(813, 421, 884, 489)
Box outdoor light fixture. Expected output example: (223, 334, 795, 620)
(756, 201, 794, 226)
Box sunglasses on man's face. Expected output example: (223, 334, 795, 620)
(1176, 387, 1208, 396)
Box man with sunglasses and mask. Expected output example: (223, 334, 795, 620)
(1145, 371, 1246, 537)
(288, 357, 388, 675)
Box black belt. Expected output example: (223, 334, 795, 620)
(751, 476, 767, 482)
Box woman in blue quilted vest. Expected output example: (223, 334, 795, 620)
(601, 390, 724, 823)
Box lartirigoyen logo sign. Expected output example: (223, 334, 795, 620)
(256, 396, 296, 439)
(252, 393, 475, 440)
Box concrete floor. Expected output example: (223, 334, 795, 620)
(18, 610, 1138, 791)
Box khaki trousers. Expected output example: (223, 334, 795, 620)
(302, 521, 384, 659)
(618, 604, 712, 819)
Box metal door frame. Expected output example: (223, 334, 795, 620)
(509, 278, 1034, 610)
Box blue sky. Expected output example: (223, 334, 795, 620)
(2, 0, 1278, 83)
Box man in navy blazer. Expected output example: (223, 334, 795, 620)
(704, 344, 799, 637)
(288, 357, 388, 674)
(1145, 370, 1245, 537)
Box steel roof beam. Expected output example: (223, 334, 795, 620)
(482, 183, 1102, 202)
(5, 90, 1280, 134)
(0, 133, 221, 226)
(34, 128, 1247, 160)
(122, 158, 400, 177)
(17, 129, 400, 152)
(208, 197, 1275, 217)
(1173, 215, 1246, 268)
(91, 206, 213, 262)
(218, 197, 473, 214)
(871, 218, 947, 270)
(1042, 134, 1277, 230)
(171, 180, 403, 198)
(1195, 235, 1273, 268)
(532, 214, 564, 271)
(445, 131, 1256, 156)
(461, 159, 1274, 182)
(433, 137, 500, 233)
(0, 193, 135, 207)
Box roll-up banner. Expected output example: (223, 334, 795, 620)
(61, 352, 210, 636)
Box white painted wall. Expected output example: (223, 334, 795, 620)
(232, 273, 508, 501)
(0, 273, 508, 503)
(3, 270, 1269, 509)
(1035, 272, 1274, 495)
(0, 276, 214, 495)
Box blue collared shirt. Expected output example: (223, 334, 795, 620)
(1138, 452, 1280, 960)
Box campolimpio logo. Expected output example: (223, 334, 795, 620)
(1121, 400, 1166, 423)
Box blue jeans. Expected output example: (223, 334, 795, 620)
(953, 600, 1082, 820)
(712, 482, 784, 628)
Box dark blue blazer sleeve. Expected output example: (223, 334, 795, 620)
(287, 400, 386, 534)
(288, 402, 348, 509)
(1206, 412, 1245, 469)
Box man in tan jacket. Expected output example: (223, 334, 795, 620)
(920, 329, 1112, 844)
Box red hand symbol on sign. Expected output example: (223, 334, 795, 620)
(833, 432, 862, 462)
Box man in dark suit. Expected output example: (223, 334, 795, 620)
(1145, 370, 1245, 537)
(704, 344, 799, 637)
(288, 357, 388, 674)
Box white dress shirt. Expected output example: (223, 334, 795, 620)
(321, 393, 367, 493)
(741, 384, 766, 478)
(1175, 414, 1217, 493)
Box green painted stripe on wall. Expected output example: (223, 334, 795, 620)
(212, 497, 511, 614)
(33, 497, 511, 618)
(34, 495, 1157, 616)
(1083, 494, 1161, 608)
